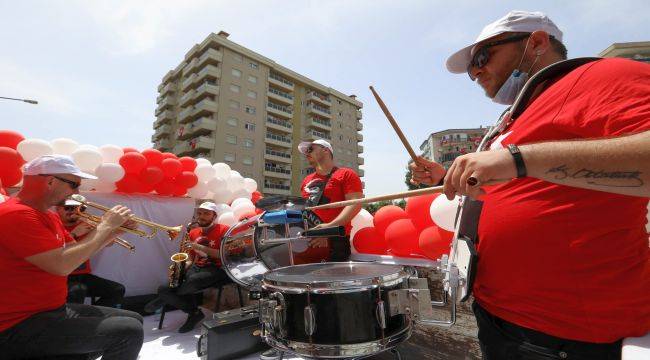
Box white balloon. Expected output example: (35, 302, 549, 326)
(95, 163, 125, 182)
(213, 163, 231, 179)
(51, 138, 79, 156)
(78, 144, 99, 152)
(214, 203, 233, 216)
(231, 197, 253, 209)
(207, 177, 227, 193)
(217, 212, 237, 227)
(71, 148, 103, 173)
(94, 181, 117, 192)
(17, 139, 53, 162)
(79, 179, 98, 191)
(351, 209, 374, 230)
(226, 173, 245, 192)
(229, 170, 241, 178)
(243, 178, 258, 193)
(196, 158, 212, 166)
(187, 181, 209, 199)
(99, 144, 123, 164)
(213, 189, 233, 204)
(195, 164, 216, 182)
(232, 188, 251, 200)
(233, 202, 255, 219)
(429, 195, 461, 232)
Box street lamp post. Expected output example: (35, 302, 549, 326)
(0, 96, 38, 105)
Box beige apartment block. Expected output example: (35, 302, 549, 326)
(419, 128, 488, 169)
(152, 31, 364, 197)
(599, 41, 650, 63)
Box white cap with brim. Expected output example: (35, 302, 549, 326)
(298, 139, 333, 155)
(64, 198, 83, 206)
(197, 201, 219, 213)
(446, 10, 563, 74)
(23, 155, 97, 179)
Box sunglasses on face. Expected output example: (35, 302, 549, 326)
(63, 205, 86, 212)
(49, 175, 81, 190)
(467, 34, 531, 80)
(306, 146, 319, 154)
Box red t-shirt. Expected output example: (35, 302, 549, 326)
(475, 58, 650, 342)
(189, 224, 228, 267)
(300, 167, 363, 235)
(0, 198, 71, 332)
(63, 223, 92, 275)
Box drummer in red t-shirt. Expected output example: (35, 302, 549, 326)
(55, 197, 126, 308)
(144, 201, 230, 333)
(299, 139, 363, 261)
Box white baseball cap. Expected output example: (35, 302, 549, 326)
(64, 197, 83, 206)
(446, 10, 563, 74)
(298, 139, 333, 155)
(23, 155, 97, 179)
(197, 201, 219, 213)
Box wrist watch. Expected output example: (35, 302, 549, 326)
(507, 144, 527, 178)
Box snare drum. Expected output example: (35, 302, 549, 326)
(258, 262, 413, 358)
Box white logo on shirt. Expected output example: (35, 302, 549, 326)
(489, 131, 513, 150)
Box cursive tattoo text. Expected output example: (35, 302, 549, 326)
(546, 165, 643, 187)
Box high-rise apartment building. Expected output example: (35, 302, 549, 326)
(152, 31, 364, 196)
(599, 41, 650, 63)
(419, 127, 488, 169)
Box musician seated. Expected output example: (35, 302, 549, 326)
(0, 155, 143, 360)
(145, 201, 231, 333)
(55, 197, 126, 308)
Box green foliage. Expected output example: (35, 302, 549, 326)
(405, 166, 428, 191)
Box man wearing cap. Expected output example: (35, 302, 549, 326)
(299, 139, 363, 261)
(55, 196, 126, 308)
(410, 10, 650, 359)
(0, 155, 143, 359)
(145, 201, 231, 333)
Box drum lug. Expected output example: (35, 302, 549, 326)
(303, 304, 317, 336)
(387, 278, 435, 321)
(375, 300, 387, 329)
(260, 292, 287, 337)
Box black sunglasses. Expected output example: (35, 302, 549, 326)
(63, 205, 86, 212)
(50, 175, 81, 190)
(306, 145, 321, 154)
(467, 34, 531, 80)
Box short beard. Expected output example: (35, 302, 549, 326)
(197, 219, 212, 227)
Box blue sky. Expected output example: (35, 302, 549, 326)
(1, 0, 648, 196)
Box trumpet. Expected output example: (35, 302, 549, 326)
(76, 217, 136, 252)
(70, 194, 182, 240)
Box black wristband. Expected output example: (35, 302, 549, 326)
(508, 144, 527, 178)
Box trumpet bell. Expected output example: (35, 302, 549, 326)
(171, 253, 189, 263)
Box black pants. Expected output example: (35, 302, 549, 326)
(473, 302, 621, 360)
(0, 303, 143, 360)
(329, 235, 351, 262)
(157, 265, 229, 313)
(67, 274, 125, 308)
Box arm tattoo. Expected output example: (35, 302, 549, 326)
(546, 165, 644, 187)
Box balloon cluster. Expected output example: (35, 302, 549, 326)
(350, 193, 460, 261)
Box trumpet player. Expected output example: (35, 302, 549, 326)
(0, 155, 143, 360)
(145, 201, 230, 333)
(55, 197, 126, 308)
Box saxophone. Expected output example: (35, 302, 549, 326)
(167, 222, 196, 288)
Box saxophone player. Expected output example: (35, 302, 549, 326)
(144, 202, 230, 333)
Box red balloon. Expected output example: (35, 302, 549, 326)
(119, 152, 147, 174)
(172, 185, 187, 197)
(418, 226, 452, 260)
(0, 130, 25, 150)
(142, 148, 164, 167)
(178, 156, 198, 172)
(0, 147, 25, 177)
(405, 193, 439, 231)
(177, 171, 198, 188)
(352, 227, 388, 255)
(138, 182, 156, 194)
(161, 158, 182, 178)
(123, 147, 139, 153)
(139, 166, 164, 185)
(0, 167, 22, 187)
(373, 205, 409, 238)
(154, 179, 175, 196)
(251, 191, 263, 205)
(115, 174, 141, 193)
(384, 219, 420, 257)
(161, 152, 178, 160)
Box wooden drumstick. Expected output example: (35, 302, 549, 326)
(306, 186, 444, 210)
(369, 86, 418, 162)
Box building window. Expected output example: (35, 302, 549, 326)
(233, 53, 243, 63)
(249, 62, 258, 69)
(337, 100, 342, 104)
(242, 156, 253, 165)
(245, 122, 256, 131)
(339, 135, 343, 141)
(229, 100, 240, 109)
(348, 139, 352, 144)
(248, 75, 257, 84)
(226, 134, 237, 144)
(247, 90, 257, 99)
(339, 111, 343, 116)
(245, 105, 256, 114)
(243, 139, 254, 148)
(232, 68, 242, 78)
(230, 84, 240, 93)
(224, 153, 235, 162)
(227, 117, 238, 126)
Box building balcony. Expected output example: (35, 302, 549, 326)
(152, 124, 172, 141)
(154, 110, 174, 128)
(263, 183, 291, 195)
(181, 73, 197, 91)
(356, 121, 363, 131)
(307, 104, 332, 119)
(192, 99, 218, 119)
(308, 116, 332, 131)
(267, 87, 294, 105)
(179, 90, 196, 107)
(268, 72, 294, 92)
(306, 129, 331, 141)
(177, 117, 217, 140)
(357, 133, 363, 142)
(153, 138, 171, 151)
(265, 132, 292, 148)
(176, 135, 216, 156)
(356, 109, 363, 119)
(155, 97, 176, 115)
(358, 144, 364, 153)
(182, 58, 199, 76)
(358, 169, 365, 177)
(184, 44, 200, 62)
(267, 101, 293, 119)
(264, 164, 292, 180)
(357, 157, 364, 165)
(156, 93, 164, 104)
(194, 82, 220, 101)
(307, 92, 331, 107)
(161, 70, 175, 85)
(160, 82, 176, 96)
(266, 116, 292, 133)
(178, 106, 194, 124)
(264, 148, 292, 164)
(198, 48, 223, 68)
(196, 65, 221, 84)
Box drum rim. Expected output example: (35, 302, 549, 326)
(220, 215, 267, 288)
(261, 262, 410, 291)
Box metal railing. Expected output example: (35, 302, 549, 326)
(265, 133, 291, 143)
(267, 101, 292, 114)
(265, 149, 291, 158)
(268, 87, 293, 100)
(266, 116, 292, 129)
(269, 72, 294, 87)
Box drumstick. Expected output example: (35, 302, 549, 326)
(305, 186, 444, 210)
(369, 85, 418, 162)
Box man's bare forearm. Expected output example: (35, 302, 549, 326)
(521, 130, 650, 197)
